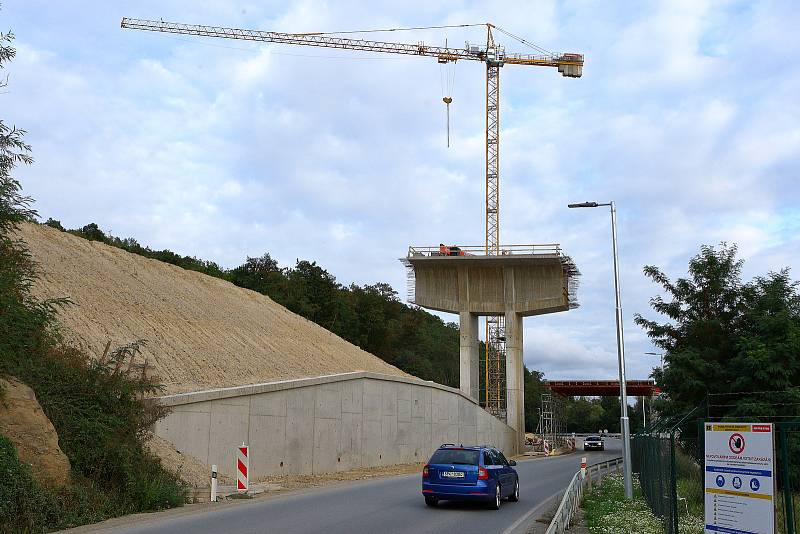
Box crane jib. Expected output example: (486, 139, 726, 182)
(119, 18, 582, 71)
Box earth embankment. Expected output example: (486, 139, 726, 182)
(18, 223, 409, 395)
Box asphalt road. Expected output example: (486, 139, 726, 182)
(73, 438, 622, 534)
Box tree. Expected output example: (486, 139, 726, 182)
(229, 253, 288, 304)
(44, 217, 65, 231)
(523, 367, 546, 432)
(0, 27, 44, 360)
(635, 244, 800, 420)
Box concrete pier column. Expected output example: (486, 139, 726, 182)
(505, 311, 525, 454)
(459, 311, 480, 401)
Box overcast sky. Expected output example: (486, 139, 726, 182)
(4, 1, 799, 382)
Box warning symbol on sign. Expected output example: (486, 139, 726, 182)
(729, 433, 746, 454)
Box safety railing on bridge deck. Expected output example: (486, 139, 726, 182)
(545, 457, 623, 534)
(407, 244, 563, 257)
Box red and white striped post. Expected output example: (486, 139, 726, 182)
(543, 440, 551, 456)
(237, 443, 249, 493)
(581, 457, 587, 478)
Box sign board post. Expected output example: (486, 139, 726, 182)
(704, 423, 775, 534)
(237, 443, 249, 493)
(210, 464, 218, 502)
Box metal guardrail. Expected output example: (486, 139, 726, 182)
(407, 244, 562, 257)
(544, 457, 623, 534)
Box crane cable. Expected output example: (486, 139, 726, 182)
(439, 36, 457, 148)
(294, 22, 484, 36)
(491, 25, 555, 56)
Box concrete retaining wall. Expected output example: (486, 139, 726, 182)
(154, 372, 517, 479)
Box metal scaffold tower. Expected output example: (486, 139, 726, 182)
(537, 392, 567, 447)
(485, 316, 506, 418)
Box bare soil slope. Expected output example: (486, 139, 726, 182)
(0, 376, 71, 487)
(19, 223, 408, 394)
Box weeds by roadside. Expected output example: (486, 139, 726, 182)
(582, 474, 663, 534)
(581, 473, 704, 534)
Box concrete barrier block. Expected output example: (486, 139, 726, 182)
(249, 414, 286, 475)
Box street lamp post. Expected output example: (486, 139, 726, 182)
(645, 351, 664, 373)
(568, 200, 633, 500)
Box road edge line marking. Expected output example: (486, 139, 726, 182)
(500, 488, 566, 534)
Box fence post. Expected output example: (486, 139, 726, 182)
(670, 431, 679, 534)
(779, 425, 796, 534)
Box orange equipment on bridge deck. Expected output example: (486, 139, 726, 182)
(438, 243, 466, 256)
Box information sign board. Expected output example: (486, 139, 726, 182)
(704, 423, 775, 534)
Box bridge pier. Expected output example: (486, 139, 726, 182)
(459, 311, 480, 402)
(505, 311, 525, 454)
(403, 247, 579, 455)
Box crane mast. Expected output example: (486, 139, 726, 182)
(121, 17, 583, 421)
(484, 25, 504, 417)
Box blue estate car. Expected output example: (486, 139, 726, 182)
(422, 444, 519, 509)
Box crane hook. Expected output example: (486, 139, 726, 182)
(443, 97, 453, 147)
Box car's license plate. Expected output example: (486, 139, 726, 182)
(442, 471, 464, 478)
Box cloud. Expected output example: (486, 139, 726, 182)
(4, 0, 799, 381)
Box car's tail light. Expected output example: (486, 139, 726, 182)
(423, 465, 429, 478)
(478, 467, 488, 480)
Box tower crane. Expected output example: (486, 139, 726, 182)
(121, 17, 583, 420)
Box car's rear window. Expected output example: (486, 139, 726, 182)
(429, 449, 480, 465)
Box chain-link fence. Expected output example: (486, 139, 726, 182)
(777, 422, 800, 534)
(631, 411, 697, 534)
(632, 396, 800, 534)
